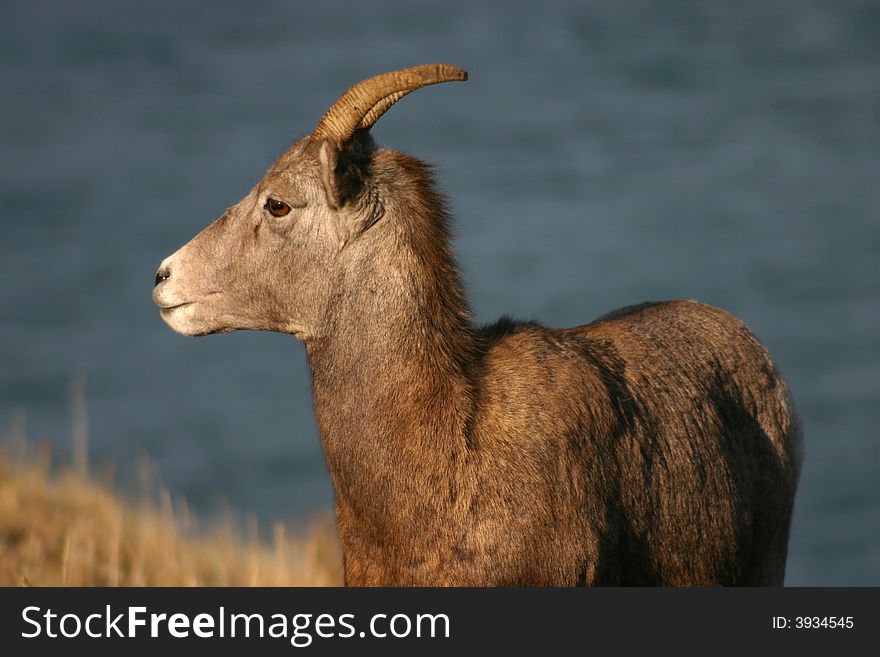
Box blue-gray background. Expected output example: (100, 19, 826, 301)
(1, 0, 877, 585)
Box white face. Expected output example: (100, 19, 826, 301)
(152, 137, 348, 340)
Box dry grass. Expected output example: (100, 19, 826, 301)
(0, 449, 342, 586)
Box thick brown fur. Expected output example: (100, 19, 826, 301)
(306, 151, 802, 585)
(155, 123, 802, 587)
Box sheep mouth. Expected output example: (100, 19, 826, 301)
(159, 302, 193, 313)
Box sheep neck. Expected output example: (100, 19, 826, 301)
(304, 184, 478, 548)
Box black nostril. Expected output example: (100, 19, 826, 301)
(155, 268, 170, 287)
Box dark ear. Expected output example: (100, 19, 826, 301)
(318, 129, 375, 211)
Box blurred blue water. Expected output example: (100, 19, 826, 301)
(0, 0, 877, 585)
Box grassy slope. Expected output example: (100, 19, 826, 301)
(0, 453, 342, 586)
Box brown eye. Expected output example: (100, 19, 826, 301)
(265, 198, 291, 217)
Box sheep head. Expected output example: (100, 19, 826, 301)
(152, 64, 467, 339)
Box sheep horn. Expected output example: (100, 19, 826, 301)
(311, 64, 468, 145)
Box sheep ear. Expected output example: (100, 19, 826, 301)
(318, 130, 374, 212)
(318, 140, 341, 210)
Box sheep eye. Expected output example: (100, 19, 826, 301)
(265, 198, 291, 217)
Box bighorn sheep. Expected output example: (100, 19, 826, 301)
(153, 65, 802, 585)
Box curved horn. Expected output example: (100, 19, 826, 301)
(311, 64, 468, 145)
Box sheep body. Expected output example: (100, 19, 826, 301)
(346, 300, 801, 585)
